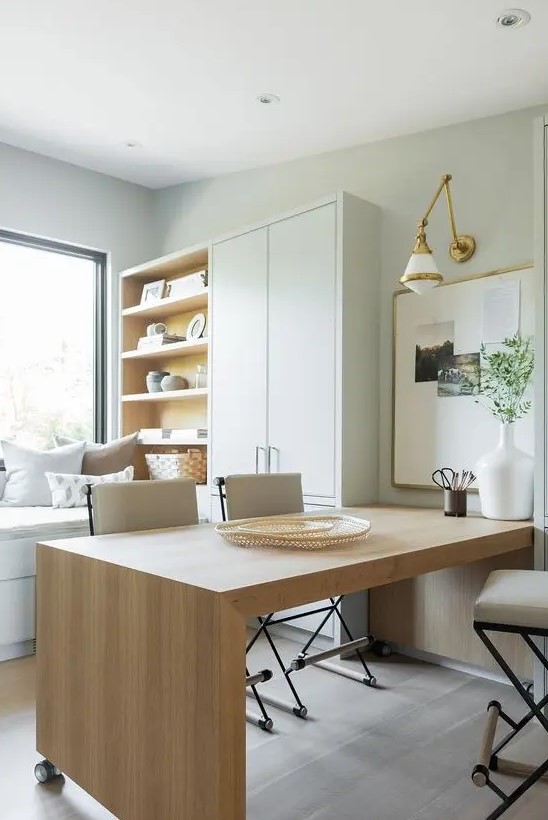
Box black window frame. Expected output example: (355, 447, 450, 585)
(0, 229, 108, 444)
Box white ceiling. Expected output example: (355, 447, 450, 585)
(1, 0, 547, 188)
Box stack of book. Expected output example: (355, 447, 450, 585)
(137, 333, 185, 350)
(138, 428, 208, 444)
(167, 270, 207, 299)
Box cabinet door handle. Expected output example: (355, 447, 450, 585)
(268, 446, 279, 473)
(255, 446, 266, 473)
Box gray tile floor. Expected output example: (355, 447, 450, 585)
(2, 635, 548, 819)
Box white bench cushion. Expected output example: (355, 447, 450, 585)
(475, 570, 548, 630)
(0, 506, 89, 580)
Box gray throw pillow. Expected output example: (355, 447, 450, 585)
(53, 433, 138, 476)
(1, 440, 86, 507)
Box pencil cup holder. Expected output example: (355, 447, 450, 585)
(444, 490, 467, 517)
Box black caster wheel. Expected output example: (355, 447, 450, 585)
(364, 676, 377, 688)
(293, 705, 308, 719)
(259, 717, 274, 732)
(34, 760, 61, 783)
(372, 640, 392, 658)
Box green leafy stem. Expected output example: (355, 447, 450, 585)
(475, 333, 534, 424)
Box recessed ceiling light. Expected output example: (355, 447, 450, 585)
(257, 93, 280, 105)
(497, 8, 531, 28)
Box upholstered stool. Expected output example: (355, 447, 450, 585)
(472, 570, 548, 819)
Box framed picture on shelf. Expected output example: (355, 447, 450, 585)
(140, 279, 166, 305)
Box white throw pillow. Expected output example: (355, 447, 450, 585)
(1, 440, 86, 507)
(45, 466, 134, 509)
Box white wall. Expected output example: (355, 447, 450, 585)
(151, 105, 547, 506)
(0, 142, 155, 434)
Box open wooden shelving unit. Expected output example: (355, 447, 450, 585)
(120, 243, 210, 480)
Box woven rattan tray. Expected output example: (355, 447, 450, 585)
(215, 515, 371, 550)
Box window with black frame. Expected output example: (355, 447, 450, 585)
(0, 231, 107, 456)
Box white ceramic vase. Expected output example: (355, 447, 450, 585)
(476, 423, 534, 520)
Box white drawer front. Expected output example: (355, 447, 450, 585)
(0, 536, 36, 581)
(0, 577, 35, 645)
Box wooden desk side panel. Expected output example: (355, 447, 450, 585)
(36, 545, 246, 820)
(369, 547, 534, 678)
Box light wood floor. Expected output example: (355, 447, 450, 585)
(2, 635, 548, 820)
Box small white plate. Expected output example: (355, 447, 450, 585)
(187, 312, 206, 339)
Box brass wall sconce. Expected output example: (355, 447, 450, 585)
(400, 174, 476, 295)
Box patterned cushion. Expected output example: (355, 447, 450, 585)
(45, 467, 134, 509)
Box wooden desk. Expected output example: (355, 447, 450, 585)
(36, 505, 533, 820)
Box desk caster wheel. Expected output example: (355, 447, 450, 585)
(35, 760, 61, 783)
(372, 640, 392, 658)
(364, 676, 377, 688)
(259, 717, 274, 732)
(293, 705, 308, 719)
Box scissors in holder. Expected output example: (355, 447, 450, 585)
(431, 468, 456, 490)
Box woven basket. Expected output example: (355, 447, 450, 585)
(145, 449, 207, 484)
(215, 515, 371, 550)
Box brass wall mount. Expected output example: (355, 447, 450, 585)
(401, 173, 476, 294)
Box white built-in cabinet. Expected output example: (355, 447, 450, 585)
(210, 193, 380, 508)
(210, 193, 380, 640)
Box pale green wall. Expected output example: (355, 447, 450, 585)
(151, 105, 547, 506)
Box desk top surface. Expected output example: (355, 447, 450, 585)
(39, 506, 533, 611)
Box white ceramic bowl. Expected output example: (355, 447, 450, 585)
(160, 375, 189, 392)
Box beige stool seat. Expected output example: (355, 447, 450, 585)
(474, 570, 548, 631)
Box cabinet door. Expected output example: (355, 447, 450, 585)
(267, 204, 337, 498)
(210, 229, 268, 478)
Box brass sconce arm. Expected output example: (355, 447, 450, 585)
(415, 173, 476, 263)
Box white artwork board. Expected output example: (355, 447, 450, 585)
(392, 265, 534, 489)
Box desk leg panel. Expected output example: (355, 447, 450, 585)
(36, 545, 246, 820)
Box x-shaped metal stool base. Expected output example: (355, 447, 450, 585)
(472, 621, 548, 819)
